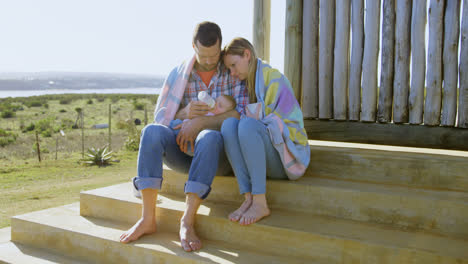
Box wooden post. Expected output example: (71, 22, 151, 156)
(319, 0, 335, 119)
(459, 0, 468, 128)
(349, 0, 364, 121)
(144, 105, 148, 125)
(333, 0, 350, 120)
(35, 131, 41, 162)
(301, 0, 319, 118)
(392, 0, 412, 124)
(253, 0, 271, 62)
(441, 0, 461, 127)
(284, 0, 303, 101)
(81, 111, 84, 158)
(55, 137, 58, 160)
(377, 0, 395, 123)
(424, 0, 444, 126)
(361, 0, 381, 122)
(108, 104, 112, 150)
(409, 0, 427, 124)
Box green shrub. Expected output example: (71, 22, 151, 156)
(0, 128, 17, 147)
(23, 123, 35, 132)
(59, 98, 72, 105)
(1, 110, 15, 118)
(82, 145, 114, 166)
(27, 101, 43, 107)
(43, 103, 49, 109)
(59, 109, 67, 113)
(124, 121, 141, 151)
(97, 97, 105, 102)
(133, 102, 145, 110)
(87, 99, 93, 104)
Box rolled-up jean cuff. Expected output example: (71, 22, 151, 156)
(184, 181, 211, 199)
(134, 177, 163, 190)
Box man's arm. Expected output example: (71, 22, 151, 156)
(174, 109, 240, 153)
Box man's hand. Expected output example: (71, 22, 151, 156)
(174, 118, 205, 153)
(176, 101, 211, 120)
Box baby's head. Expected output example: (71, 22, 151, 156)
(212, 95, 236, 115)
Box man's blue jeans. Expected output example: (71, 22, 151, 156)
(133, 123, 232, 199)
(221, 117, 288, 195)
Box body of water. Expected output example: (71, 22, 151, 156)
(0, 87, 161, 98)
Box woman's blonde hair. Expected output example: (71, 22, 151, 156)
(223, 37, 257, 103)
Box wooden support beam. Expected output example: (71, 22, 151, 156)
(253, 0, 271, 62)
(392, 0, 412, 124)
(333, 0, 350, 120)
(377, 0, 395, 123)
(349, 0, 364, 121)
(441, 0, 461, 127)
(318, 0, 335, 119)
(424, 0, 444, 126)
(361, 0, 381, 122)
(302, 0, 319, 118)
(459, 0, 468, 128)
(409, 0, 427, 124)
(284, 0, 303, 101)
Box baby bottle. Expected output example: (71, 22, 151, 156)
(198, 91, 215, 108)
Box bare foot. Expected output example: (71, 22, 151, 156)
(179, 223, 202, 252)
(239, 201, 270, 226)
(229, 198, 252, 222)
(120, 218, 156, 243)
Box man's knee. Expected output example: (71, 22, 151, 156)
(194, 130, 223, 153)
(141, 124, 173, 144)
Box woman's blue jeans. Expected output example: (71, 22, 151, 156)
(133, 123, 232, 199)
(221, 117, 288, 195)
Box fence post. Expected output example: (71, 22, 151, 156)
(144, 105, 148, 126)
(284, 0, 303, 101)
(108, 104, 112, 150)
(81, 111, 84, 158)
(35, 130, 41, 162)
(253, 0, 271, 62)
(459, 0, 468, 128)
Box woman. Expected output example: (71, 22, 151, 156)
(221, 37, 310, 225)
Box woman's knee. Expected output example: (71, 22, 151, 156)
(238, 117, 264, 139)
(221, 117, 239, 139)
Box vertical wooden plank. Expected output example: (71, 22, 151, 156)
(302, 0, 319, 118)
(441, 0, 461, 127)
(349, 0, 364, 121)
(424, 0, 444, 126)
(333, 0, 350, 120)
(284, 0, 303, 101)
(459, 0, 468, 128)
(319, 0, 335, 119)
(253, 0, 271, 62)
(377, 0, 395, 123)
(393, 0, 412, 124)
(361, 0, 381, 122)
(409, 0, 427, 124)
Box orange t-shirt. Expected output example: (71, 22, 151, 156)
(197, 69, 216, 88)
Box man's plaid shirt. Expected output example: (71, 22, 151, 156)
(180, 62, 249, 116)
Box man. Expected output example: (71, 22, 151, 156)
(119, 21, 248, 252)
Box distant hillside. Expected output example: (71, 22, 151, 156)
(0, 72, 165, 91)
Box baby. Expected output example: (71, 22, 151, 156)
(170, 94, 237, 156)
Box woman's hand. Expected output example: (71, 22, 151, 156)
(245, 103, 261, 120)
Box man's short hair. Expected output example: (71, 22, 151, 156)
(193, 21, 222, 47)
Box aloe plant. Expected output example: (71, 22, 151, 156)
(83, 145, 113, 166)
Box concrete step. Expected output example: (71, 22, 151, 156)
(158, 167, 468, 239)
(80, 183, 468, 263)
(0, 227, 87, 264)
(307, 140, 468, 192)
(10, 203, 305, 264)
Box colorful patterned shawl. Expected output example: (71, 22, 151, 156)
(255, 59, 310, 180)
(153, 56, 196, 125)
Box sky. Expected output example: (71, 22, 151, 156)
(0, 0, 286, 76)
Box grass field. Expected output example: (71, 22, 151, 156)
(0, 93, 158, 228)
